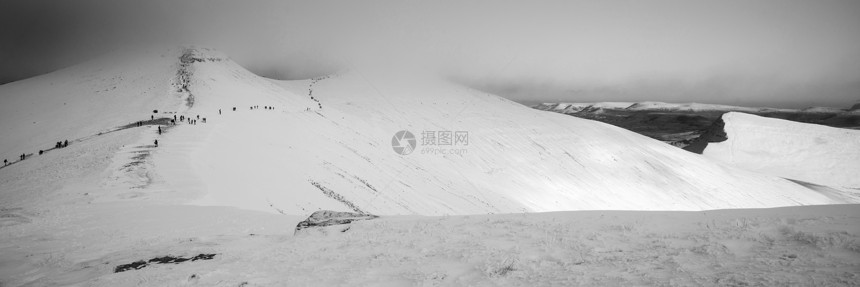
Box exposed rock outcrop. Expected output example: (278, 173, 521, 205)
(682, 117, 728, 154)
(294, 210, 378, 235)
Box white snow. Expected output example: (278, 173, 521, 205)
(1, 48, 858, 286)
(1, 48, 853, 217)
(702, 112, 860, 190)
(1, 199, 857, 286)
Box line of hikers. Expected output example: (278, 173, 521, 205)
(2, 105, 279, 168)
(172, 114, 206, 125)
(4, 139, 69, 166)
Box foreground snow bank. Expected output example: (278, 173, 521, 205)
(3, 203, 857, 286)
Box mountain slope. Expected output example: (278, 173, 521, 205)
(0, 48, 851, 217)
(701, 112, 860, 190)
(0, 49, 180, 163)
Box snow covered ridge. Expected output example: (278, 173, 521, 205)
(534, 101, 857, 114)
(0, 47, 856, 218)
(701, 112, 860, 190)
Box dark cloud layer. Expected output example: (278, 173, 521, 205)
(1, 0, 859, 108)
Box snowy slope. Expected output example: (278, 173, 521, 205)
(0, 48, 852, 218)
(702, 112, 860, 190)
(0, 49, 181, 163)
(2, 202, 858, 286)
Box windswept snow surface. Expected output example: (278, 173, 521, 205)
(1, 201, 858, 286)
(702, 112, 860, 191)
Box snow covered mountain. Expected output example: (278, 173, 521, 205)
(700, 112, 860, 191)
(535, 101, 856, 114)
(0, 47, 852, 218)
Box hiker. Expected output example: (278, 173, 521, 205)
(196, 115, 199, 119)
(154, 140, 158, 147)
(151, 115, 154, 120)
(233, 107, 236, 111)
(219, 109, 221, 115)
(174, 115, 177, 121)
(3, 159, 6, 166)
(64, 140, 68, 147)
(55, 142, 60, 148)
(20, 154, 25, 160)
(158, 126, 162, 135)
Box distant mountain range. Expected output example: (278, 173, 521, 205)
(534, 101, 860, 115)
(532, 101, 860, 148)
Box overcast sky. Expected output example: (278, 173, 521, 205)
(1, 0, 859, 108)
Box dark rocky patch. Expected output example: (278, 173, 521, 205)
(114, 254, 216, 273)
(118, 118, 174, 130)
(295, 210, 378, 234)
(682, 117, 728, 154)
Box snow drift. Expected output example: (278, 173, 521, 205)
(702, 112, 860, 190)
